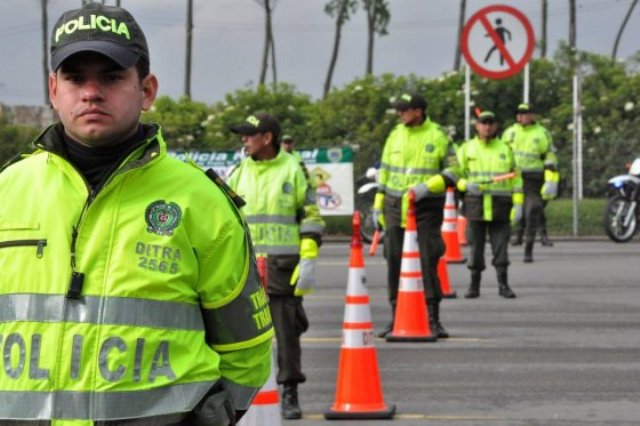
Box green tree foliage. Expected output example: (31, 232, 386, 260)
(3, 49, 640, 198)
(0, 116, 39, 168)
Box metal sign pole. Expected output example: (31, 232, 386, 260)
(523, 63, 530, 103)
(465, 64, 471, 141)
(572, 73, 579, 236)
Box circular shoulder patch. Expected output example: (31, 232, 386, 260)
(145, 201, 182, 236)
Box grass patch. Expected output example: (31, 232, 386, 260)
(323, 198, 607, 237)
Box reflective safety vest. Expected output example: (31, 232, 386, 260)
(454, 136, 523, 221)
(502, 122, 557, 173)
(0, 124, 273, 424)
(227, 149, 325, 257)
(378, 118, 453, 199)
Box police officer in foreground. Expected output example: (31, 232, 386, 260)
(454, 111, 523, 299)
(0, 3, 272, 425)
(373, 93, 457, 339)
(228, 113, 325, 420)
(503, 103, 559, 262)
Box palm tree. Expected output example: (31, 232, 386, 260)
(540, 0, 548, 58)
(611, 0, 638, 62)
(40, 0, 49, 105)
(362, 0, 390, 75)
(184, 0, 193, 98)
(255, 0, 278, 86)
(453, 0, 466, 71)
(568, 0, 576, 51)
(323, 0, 358, 98)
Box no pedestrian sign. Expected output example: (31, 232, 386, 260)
(461, 5, 535, 80)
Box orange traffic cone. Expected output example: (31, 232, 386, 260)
(386, 191, 437, 342)
(325, 212, 395, 420)
(438, 257, 457, 298)
(457, 215, 468, 246)
(442, 188, 466, 264)
(239, 256, 282, 426)
(238, 349, 281, 426)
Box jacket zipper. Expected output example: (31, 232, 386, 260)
(0, 239, 47, 258)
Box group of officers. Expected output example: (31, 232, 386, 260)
(227, 92, 558, 418)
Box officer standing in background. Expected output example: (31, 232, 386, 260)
(282, 134, 303, 162)
(503, 103, 558, 263)
(228, 113, 325, 420)
(455, 111, 523, 299)
(0, 3, 272, 424)
(373, 92, 457, 339)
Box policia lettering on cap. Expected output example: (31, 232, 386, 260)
(0, 2, 273, 424)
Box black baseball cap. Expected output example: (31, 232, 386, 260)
(282, 134, 294, 143)
(390, 93, 428, 111)
(231, 113, 281, 141)
(50, 2, 149, 71)
(516, 103, 535, 114)
(478, 111, 496, 123)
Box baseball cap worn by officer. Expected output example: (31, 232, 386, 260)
(478, 111, 496, 124)
(230, 113, 282, 142)
(390, 93, 428, 111)
(50, 2, 149, 71)
(516, 103, 535, 114)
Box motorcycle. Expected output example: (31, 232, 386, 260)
(604, 157, 640, 242)
(355, 165, 381, 244)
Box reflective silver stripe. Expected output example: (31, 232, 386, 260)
(384, 188, 404, 198)
(253, 244, 299, 255)
(518, 166, 544, 173)
(513, 151, 542, 159)
(245, 215, 297, 225)
(0, 381, 216, 420)
(221, 378, 259, 411)
(380, 163, 440, 175)
(202, 256, 273, 346)
(300, 223, 324, 235)
(0, 294, 203, 331)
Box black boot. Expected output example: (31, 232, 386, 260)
(498, 270, 516, 299)
(540, 229, 554, 246)
(524, 242, 534, 263)
(511, 226, 524, 246)
(281, 383, 302, 419)
(464, 271, 481, 298)
(428, 300, 449, 338)
(377, 321, 393, 338)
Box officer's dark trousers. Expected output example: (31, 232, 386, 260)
(522, 173, 545, 244)
(267, 255, 309, 386)
(467, 220, 511, 273)
(383, 196, 445, 310)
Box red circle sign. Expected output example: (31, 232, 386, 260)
(461, 5, 535, 79)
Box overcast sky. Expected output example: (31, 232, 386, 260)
(1, 0, 639, 106)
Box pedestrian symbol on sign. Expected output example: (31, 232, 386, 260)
(461, 5, 535, 80)
(484, 18, 512, 66)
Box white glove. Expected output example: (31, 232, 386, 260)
(541, 181, 558, 200)
(291, 258, 317, 296)
(410, 183, 429, 201)
(466, 182, 482, 195)
(511, 204, 523, 224)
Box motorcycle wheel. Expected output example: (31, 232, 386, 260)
(355, 188, 381, 244)
(603, 195, 637, 243)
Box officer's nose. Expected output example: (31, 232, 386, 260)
(82, 79, 104, 102)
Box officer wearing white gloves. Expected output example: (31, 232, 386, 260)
(454, 111, 523, 299)
(228, 113, 325, 420)
(375, 92, 457, 340)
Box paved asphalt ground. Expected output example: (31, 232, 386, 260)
(273, 239, 640, 426)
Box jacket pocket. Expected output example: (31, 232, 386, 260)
(0, 239, 47, 258)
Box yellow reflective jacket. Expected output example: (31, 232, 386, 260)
(455, 136, 523, 222)
(502, 122, 557, 172)
(227, 149, 325, 257)
(378, 118, 453, 200)
(0, 123, 273, 424)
